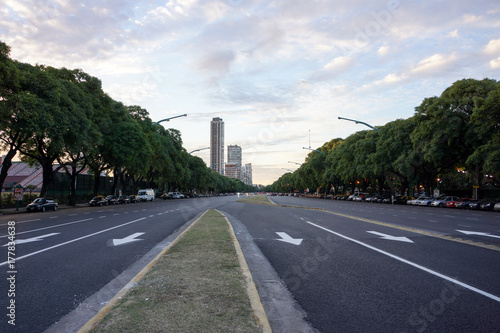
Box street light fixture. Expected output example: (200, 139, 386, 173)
(153, 114, 188, 125)
(302, 147, 326, 155)
(189, 147, 210, 155)
(288, 161, 301, 165)
(282, 168, 295, 172)
(338, 116, 379, 132)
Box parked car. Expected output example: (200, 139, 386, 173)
(431, 196, 460, 207)
(494, 202, 500, 212)
(89, 196, 108, 206)
(128, 195, 138, 203)
(105, 195, 119, 205)
(168, 191, 185, 199)
(118, 195, 130, 204)
(447, 198, 471, 208)
(395, 196, 414, 205)
(415, 197, 436, 206)
(161, 193, 172, 200)
(469, 199, 486, 210)
(26, 197, 58, 212)
(480, 199, 500, 211)
(454, 198, 476, 209)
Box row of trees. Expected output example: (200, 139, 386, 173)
(266, 79, 500, 198)
(0, 41, 254, 206)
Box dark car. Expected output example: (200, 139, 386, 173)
(105, 195, 119, 205)
(480, 199, 500, 211)
(89, 196, 108, 206)
(161, 193, 172, 200)
(118, 195, 130, 204)
(453, 198, 474, 209)
(27, 198, 58, 212)
(128, 195, 138, 203)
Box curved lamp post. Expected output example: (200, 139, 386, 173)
(302, 147, 325, 155)
(189, 147, 210, 155)
(338, 116, 379, 132)
(153, 114, 187, 125)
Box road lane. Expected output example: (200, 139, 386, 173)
(0, 196, 238, 333)
(222, 199, 500, 332)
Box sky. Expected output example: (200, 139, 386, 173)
(1, 0, 499, 185)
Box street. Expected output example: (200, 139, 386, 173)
(0, 195, 499, 332)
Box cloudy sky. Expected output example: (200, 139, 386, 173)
(1, 0, 499, 185)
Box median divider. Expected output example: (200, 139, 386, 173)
(79, 209, 271, 333)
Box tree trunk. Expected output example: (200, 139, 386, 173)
(0, 148, 17, 208)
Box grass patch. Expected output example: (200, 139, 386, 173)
(237, 195, 274, 205)
(91, 209, 261, 333)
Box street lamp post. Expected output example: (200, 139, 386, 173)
(338, 117, 379, 132)
(302, 147, 325, 155)
(189, 147, 210, 155)
(153, 114, 187, 125)
(288, 161, 302, 165)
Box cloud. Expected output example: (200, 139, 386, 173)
(490, 57, 500, 69)
(377, 45, 390, 56)
(484, 38, 500, 54)
(309, 56, 354, 82)
(409, 53, 457, 76)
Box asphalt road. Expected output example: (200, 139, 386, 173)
(0, 196, 236, 333)
(221, 196, 500, 332)
(1, 195, 499, 332)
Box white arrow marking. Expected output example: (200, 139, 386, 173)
(367, 231, 413, 243)
(456, 230, 500, 239)
(276, 232, 303, 246)
(5, 233, 60, 245)
(112, 232, 145, 246)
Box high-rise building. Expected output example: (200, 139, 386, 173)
(210, 117, 224, 175)
(225, 163, 240, 179)
(241, 163, 253, 186)
(227, 145, 242, 165)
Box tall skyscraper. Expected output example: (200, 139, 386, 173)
(210, 117, 224, 175)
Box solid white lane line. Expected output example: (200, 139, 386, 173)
(306, 221, 500, 303)
(0, 218, 94, 238)
(0, 217, 147, 267)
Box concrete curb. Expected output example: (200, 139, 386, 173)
(221, 210, 319, 333)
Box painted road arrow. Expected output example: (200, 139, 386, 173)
(367, 231, 414, 243)
(111, 232, 145, 246)
(4, 232, 60, 245)
(457, 230, 500, 239)
(276, 232, 303, 245)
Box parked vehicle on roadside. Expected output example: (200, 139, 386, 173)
(89, 196, 108, 206)
(494, 202, 500, 212)
(480, 199, 500, 211)
(118, 195, 130, 204)
(128, 195, 138, 203)
(454, 198, 476, 209)
(415, 197, 435, 206)
(137, 188, 155, 202)
(161, 193, 172, 200)
(431, 196, 460, 207)
(27, 197, 58, 212)
(105, 195, 119, 205)
(168, 191, 185, 199)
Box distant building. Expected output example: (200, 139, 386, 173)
(241, 163, 253, 186)
(227, 145, 242, 165)
(210, 117, 224, 175)
(225, 163, 240, 180)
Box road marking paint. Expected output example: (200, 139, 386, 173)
(444, 215, 455, 218)
(99, 216, 106, 218)
(0, 218, 94, 238)
(428, 220, 438, 223)
(69, 214, 77, 216)
(0, 217, 147, 267)
(466, 218, 479, 221)
(307, 222, 500, 303)
(0, 218, 41, 226)
(113, 213, 120, 216)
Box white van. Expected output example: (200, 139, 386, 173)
(137, 188, 155, 202)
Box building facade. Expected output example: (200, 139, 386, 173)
(210, 117, 225, 175)
(241, 163, 253, 186)
(227, 145, 242, 165)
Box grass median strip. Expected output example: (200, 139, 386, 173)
(89, 209, 263, 333)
